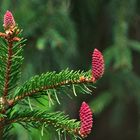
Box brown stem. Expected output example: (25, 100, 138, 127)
(3, 41, 13, 97)
(0, 40, 13, 125)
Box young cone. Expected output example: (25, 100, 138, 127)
(3, 10, 16, 30)
(79, 102, 93, 138)
(92, 48, 104, 80)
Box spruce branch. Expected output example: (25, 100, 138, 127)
(0, 10, 24, 100)
(0, 10, 24, 121)
(0, 110, 81, 138)
(1, 37, 25, 97)
(2, 39, 24, 93)
(0, 11, 23, 114)
(3, 40, 13, 97)
(9, 69, 94, 107)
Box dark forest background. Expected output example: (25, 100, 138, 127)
(1, 0, 140, 140)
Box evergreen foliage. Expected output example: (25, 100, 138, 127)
(0, 0, 139, 140)
(0, 10, 104, 140)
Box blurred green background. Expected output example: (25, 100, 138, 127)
(1, 0, 140, 140)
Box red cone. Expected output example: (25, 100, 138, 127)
(92, 48, 104, 80)
(4, 10, 15, 30)
(79, 102, 93, 138)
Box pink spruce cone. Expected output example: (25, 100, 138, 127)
(92, 48, 104, 80)
(3, 10, 16, 30)
(79, 102, 93, 138)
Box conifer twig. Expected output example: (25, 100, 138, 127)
(9, 78, 94, 107)
(3, 41, 13, 97)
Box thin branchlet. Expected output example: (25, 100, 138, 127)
(0, 113, 80, 136)
(9, 78, 94, 107)
(3, 41, 13, 97)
